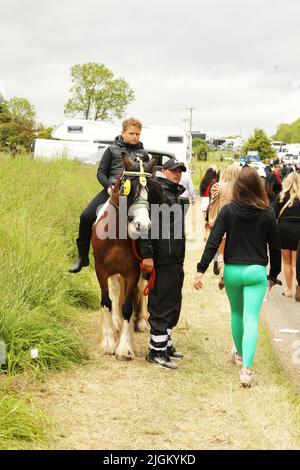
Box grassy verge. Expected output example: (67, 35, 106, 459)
(0, 154, 100, 373)
(0, 153, 101, 447)
(0, 389, 49, 450)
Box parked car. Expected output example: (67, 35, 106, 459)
(83, 146, 176, 171)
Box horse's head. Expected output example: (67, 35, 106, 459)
(120, 153, 158, 238)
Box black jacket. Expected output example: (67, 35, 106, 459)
(97, 135, 149, 189)
(197, 201, 281, 279)
(139, 176, 186, 265)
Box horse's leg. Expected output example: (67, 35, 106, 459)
(115, 271, 140, 361)
(96, 269, 116, 355)
(108, 274, 123, 334)
(133, 275, 149, 333)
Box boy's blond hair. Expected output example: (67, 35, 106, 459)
(122, 118, 142, 132)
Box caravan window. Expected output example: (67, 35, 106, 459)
(67, 125, 83, 133)
(168, 136, 184, 143)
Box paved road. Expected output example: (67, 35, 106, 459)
(263, 275, 300, 388)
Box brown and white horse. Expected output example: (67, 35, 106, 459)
(91, 155, 160, 360)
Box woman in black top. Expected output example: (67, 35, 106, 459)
(194, 169, 281, 386)
(273, 172, 300, 297)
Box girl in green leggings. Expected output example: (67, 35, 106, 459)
(223, 264, 267, 370)
(194, 169, 281, 386)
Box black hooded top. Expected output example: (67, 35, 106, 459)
(197, 201, 281, 279)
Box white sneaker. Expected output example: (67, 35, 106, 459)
(240, 368, 254, 387)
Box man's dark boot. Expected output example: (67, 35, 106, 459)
(167, 344, 184, 359)
(69, 240, 90, 273)
(146, 349, 178, 369)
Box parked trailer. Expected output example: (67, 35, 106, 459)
(33, 120, 192, 164)
(141, 125, 192, 163)
(32, 138, 104, 162)
(51, 119, 119, 142)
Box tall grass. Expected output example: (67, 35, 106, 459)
(0, 154, 100, 373)
(0, 390, 48, 449)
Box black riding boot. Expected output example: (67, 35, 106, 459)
(69, 239, 90, 273)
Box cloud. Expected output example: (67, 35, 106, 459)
(1, 0, 300, 136)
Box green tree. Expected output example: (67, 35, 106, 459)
(64, 62, 134, 121)
(36, 123, 53, 140)
(274, 123, 292, 143)
(0, 97, 37, 153)
(4, 96, 36, 123)
(192, 137, 209, 160)
(274, 118, 300, 143)
(242, 128, 276, 162)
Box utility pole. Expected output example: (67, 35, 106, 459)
(182, 117, 189, 131)
(186, 106, 195, 133)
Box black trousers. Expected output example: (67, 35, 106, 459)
(148, 264, 184, 337)
(78, 189, 109, 243)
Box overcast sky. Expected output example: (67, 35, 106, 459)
(1, 0, 300, 138)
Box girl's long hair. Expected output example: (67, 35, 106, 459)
(232, 168, 269, 209)
(220, 163, 240, 185)
(279, 172, 300, 205)
(264, 174, 275, 200)
(199, 166, 218, 195)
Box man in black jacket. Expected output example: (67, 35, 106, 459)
(139, 159, 187, 369)
(69, 118, 149, 273)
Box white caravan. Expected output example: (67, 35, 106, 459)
(32, 138, 103, 163)
(33, 119, 192, 164)
(141, 125, 192, 163)
(51, 119, 119, 143)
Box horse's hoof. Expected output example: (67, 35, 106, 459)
(115, 354, 134, 361)
(101, 341, 116, 355)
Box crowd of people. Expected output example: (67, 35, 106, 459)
(69, 118, 300, 386)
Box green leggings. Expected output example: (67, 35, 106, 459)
(223, 265, 267, 368)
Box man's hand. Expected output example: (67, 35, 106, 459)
(194, 272, 203, 290)
(107, 187, 112, 196)
(141, 258, 154, 273)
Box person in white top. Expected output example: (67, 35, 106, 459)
(179, 169, 195, 213)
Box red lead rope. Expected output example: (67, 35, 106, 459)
(131, 240, 156, 296)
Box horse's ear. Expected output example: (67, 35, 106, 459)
(122, 153, 133, 170)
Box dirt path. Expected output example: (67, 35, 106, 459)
(34, 209, 300, 450)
